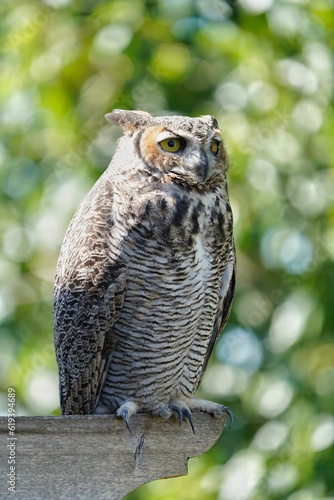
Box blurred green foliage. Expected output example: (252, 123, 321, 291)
(1, 0, 334, 498)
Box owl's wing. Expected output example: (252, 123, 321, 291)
(53, 174, 127, 415)
(198, 259, 236, 386)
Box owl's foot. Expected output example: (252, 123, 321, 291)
(152, 401, 195, 433)
(188, 398, 234, 429)
(116, 401, 139, 431)
(116, 400, 195, 433)
(116, 399, 232, 433)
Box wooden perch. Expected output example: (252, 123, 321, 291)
(0, 413, 227, 499)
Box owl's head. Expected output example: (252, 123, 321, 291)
(105, 109, 228, 186)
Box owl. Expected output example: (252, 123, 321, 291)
(53, 109, 236, 432)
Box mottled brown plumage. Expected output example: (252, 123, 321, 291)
(53, 110, 236, 430)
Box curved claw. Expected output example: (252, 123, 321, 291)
(118, 408, 131, 432)
(183, 407, 195, 434)
(168, 404, 195, 434)
(168, 405, 183, 426)
(221, 405, 234, 430)
(116, 401, 139, 432)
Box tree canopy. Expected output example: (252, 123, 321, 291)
(0, 0, 333, 498)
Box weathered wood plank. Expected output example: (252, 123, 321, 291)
(0, 413, 227, 499)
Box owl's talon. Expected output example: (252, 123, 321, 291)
(168, 404, 195, 434)
(188, 399, 234, 429)
(116, 401, 139, 432)
(221, 405, 234, 430)
(183, 408, 195, 434)
(169, 404, 183, 426)
(118, 408, 131, 432)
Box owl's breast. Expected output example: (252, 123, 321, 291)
(122, 183, 230, 254)
(101, 183, 232, 408)
(114, 184, 231, 317)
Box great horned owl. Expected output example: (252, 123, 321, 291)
(53, 110, 236, 431)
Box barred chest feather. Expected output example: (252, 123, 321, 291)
(99, 179, 233, 412)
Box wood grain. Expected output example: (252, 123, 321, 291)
(0, 413, 227, 499)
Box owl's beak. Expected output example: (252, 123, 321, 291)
(193, 151, 209, 183)
(170, 151, 209, 186)
(202, 157, 209, 181)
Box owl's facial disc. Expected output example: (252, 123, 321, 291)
(139, 126, 225, 185)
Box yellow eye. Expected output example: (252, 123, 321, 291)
(159, 138, 183, 153)
(211, 140, 220, 155)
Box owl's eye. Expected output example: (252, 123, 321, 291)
(159, 138, 183, 153)
(211, 140, 220, 155)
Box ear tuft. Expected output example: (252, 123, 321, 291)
(105, 109, 153, 133)
(200, 115, 219, 130)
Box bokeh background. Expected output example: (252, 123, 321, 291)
(1, 0, 334, 498)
